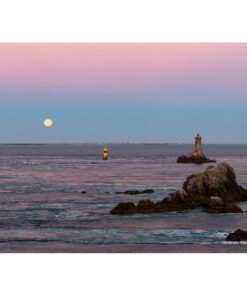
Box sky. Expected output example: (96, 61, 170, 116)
(1, 43, 247, 143)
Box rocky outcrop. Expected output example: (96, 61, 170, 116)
(116, 189, 154, 195)
(110, 162, 247, 215)
(182, 162, 247, 203)
(177, 152, 216, 164)
(110, 202, 137, 215)
(201, 196, 243, 213)
(110, 196, 194, 215)
(203, 203, 243, 214)
(226, 229, 247, 241)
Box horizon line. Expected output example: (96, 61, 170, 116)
(0, 142, 247, 145)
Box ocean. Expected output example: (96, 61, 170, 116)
(1, 143, 247, 252)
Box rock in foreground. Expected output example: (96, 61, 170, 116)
(110, 162, 247, 215)
(182, 162, 247, 203)
(226, 229, 247, 241)
(177, 152, 216, 164)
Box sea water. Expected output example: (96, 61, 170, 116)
(1, 143, 247, 252)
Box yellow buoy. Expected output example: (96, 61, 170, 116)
(103, 148, 108, 160)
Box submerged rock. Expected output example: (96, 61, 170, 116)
(116, 189, 154, 195)
(226, 229, 247, 241)
(110, 162, 247, 215)
(177, 152, 216, 164)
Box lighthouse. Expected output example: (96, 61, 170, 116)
(195, 133, 202, 154)
(177, 133, 215, 163)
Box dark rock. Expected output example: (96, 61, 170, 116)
(110, 162, 247, 215)
(182, 162, 247, 204)
(226, 229, 247, 241)
(154, 196, 195, 213)
(201, 196, 243, 213)
(177, 152, 216, 164)
(207, 196, 224, 207)
(123, 190, 141, 195)
(81, 191, 87, 194)
(203, 203, 243, 214)
(142, 189, 155, 194)
(137, 200, 155, 213)
(116, 189, 154, 195)
(110, 202, 137, 215)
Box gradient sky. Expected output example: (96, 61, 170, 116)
(1, 43, 247, 143)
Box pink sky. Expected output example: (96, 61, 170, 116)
(1, 43, 247, 143)
(1, 43, 247, 102)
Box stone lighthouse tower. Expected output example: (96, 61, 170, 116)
(177, 133, 215, 163)
(195, 133, 202, 154)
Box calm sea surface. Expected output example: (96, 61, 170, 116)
(1, 143, 247, 252)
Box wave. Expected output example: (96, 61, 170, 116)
(55, 211, 90, 218)
(0, 228, 230, 245)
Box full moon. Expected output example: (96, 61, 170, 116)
(44, 118, 53, 127)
